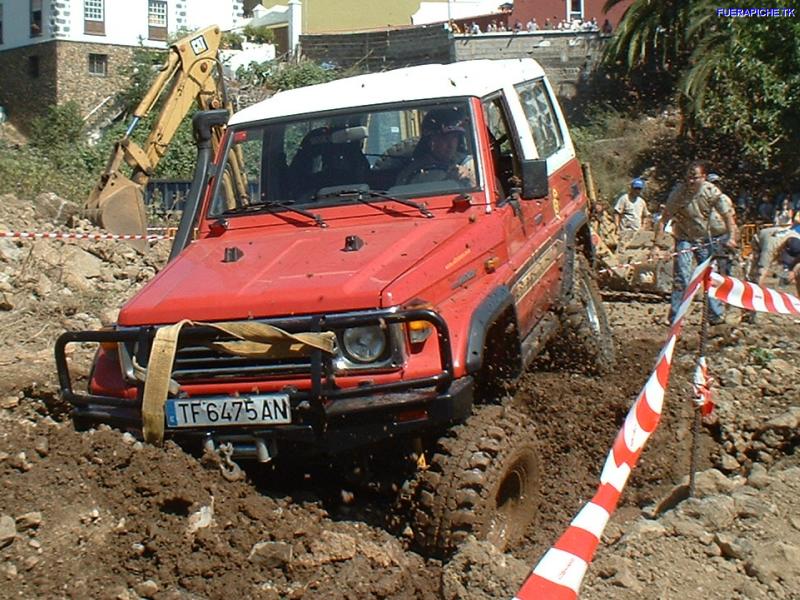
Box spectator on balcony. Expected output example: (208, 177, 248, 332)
(526, 18, 538, 32)
(602, 19, 613, 34)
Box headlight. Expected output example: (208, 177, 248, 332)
(341, 325, 387, 363)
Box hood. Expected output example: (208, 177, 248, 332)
(118, 218, 464, 325)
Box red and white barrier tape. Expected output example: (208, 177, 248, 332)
(515, 257, 712, 599)
(516, 266, 800, 599)
(709, 272, 800, 315)
(692, 356, 713, 417)
(0, 230, 172, 242)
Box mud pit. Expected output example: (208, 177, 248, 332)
(0, 194, 798, 599)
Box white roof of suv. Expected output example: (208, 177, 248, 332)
(229, 59, 547, 125)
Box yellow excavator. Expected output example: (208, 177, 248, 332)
(85, 25, 247, 243)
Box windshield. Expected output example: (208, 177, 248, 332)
(208, 100, 481, 217)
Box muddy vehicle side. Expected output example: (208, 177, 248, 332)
(56, 59, 614, 556)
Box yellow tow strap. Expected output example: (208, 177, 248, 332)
(140, 320, 336, 445)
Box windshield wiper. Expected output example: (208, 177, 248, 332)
(316, 186, 434, 219)
(222, 201, 327, 228)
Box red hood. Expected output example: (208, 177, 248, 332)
(118, 218, 464, 325)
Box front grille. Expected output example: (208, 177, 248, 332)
(172, 344, 313, 382)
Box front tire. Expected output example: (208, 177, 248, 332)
(557, 254, 616, 374)
(408, 405, 540, 558)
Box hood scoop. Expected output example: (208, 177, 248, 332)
(223, 246, 244, 263)
(342, 235, 365, 252)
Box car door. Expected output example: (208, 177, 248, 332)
(481, 93, 553, 336)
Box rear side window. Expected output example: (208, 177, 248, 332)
(514, 79, 564, 159)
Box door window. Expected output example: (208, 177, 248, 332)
(515, 80, 564, 159)
(482, 96, 520, 199)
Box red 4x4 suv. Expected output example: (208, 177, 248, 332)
(56, 59, 614, 556)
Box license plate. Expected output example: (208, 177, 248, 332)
(165, 395, 291, 428)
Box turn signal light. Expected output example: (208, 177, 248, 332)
(408, 320, 434, 344)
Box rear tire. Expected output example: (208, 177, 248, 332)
(557, 254, 616, 374)
(407, 405, 540, 558)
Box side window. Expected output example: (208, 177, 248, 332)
(482, 96, 520, 199)
(84, 0, 105, 35)
(30, 0, 42, 37)
(515, 79, 564, 159)
(148, 0, 167, 41)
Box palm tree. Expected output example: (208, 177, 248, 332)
(602, 0, 696, 72)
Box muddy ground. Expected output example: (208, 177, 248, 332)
(0, 194, 798, 599)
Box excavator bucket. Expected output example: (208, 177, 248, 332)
(86, 172, 148, 251)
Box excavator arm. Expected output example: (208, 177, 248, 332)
(85, 25, 248, 244)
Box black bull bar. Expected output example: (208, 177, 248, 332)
(54, 309, 469, 441)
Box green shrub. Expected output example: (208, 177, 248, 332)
(243, 24, 275, 45)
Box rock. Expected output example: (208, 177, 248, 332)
(722, 367, 743, 387)
(759, 407, 800, 432)
(16, 512, 42, 531)
(745, 542, 800, 587)
(62, 247, 103, 279)
(715, 533, 749, 560)
(733, 493, 775, 519)
(248, 541, 293, 569)
(133, 580, 159, 598)
(33, 192, 79, 225)
(8, 452, 32, 472)
(0, 292, 14, 311)
(765, 357, 792, 376)
(681, 496, 736, 530)
(356, 540, 397, 568)
(720, 453, 740, 472)
(691, 468, 741, 496)
(662, 514, 706, 539)
(0, 395, 19, 409)
(23, 556, 40, 571)
(307, 531, 357, 564)
(34, 437, 49, 457)
(0, 563, 18, 580)
(621, 519, 667, 544)
(0, 515, 16, 547)
(747, 463, 772, 489)
(186, 503, 214, 534)
(121, 432, 136, 446)
(442, 539, 531, 600)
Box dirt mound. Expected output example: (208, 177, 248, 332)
(0, 409, 439, 599)
(0, 192, 797, 598)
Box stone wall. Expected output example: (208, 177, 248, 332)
(300, 26, 452, 72)
(54, 41, 136, 122)
(0, 40, 137, 132)
(0, 43, 59, 132)
(452, 32, 609, 98)
(301, 28, 608, 100)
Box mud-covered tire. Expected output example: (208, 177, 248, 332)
(408, 405, 540, 558)
(557, 254, 615, 374)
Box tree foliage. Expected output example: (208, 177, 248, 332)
(236, 59, 337, 91)
(606, 0, 800, 174)
(243, 24, 275, 45)
(681, 1, 800, 171)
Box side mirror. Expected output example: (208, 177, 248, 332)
(193, 109, 229, 144)
(521, 159, 549, 199)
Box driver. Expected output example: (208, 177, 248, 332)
(397, 107, 476, 187)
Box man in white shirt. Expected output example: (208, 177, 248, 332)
(614, 178, 650, 234)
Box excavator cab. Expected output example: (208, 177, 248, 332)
(85, 25, 241, 246)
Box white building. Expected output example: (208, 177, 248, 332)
(0, 0, 245, 130)
(0, 0, 245, 50)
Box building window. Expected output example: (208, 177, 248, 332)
(30, 0, 42, 37)
(88, 53, 107, 76)
(28, 55, 40, 78)
(84, 0, 105, 35)
(148, 0, 168, 41)
(569, 0, 584, 21)
(0, 4, 4, 45)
